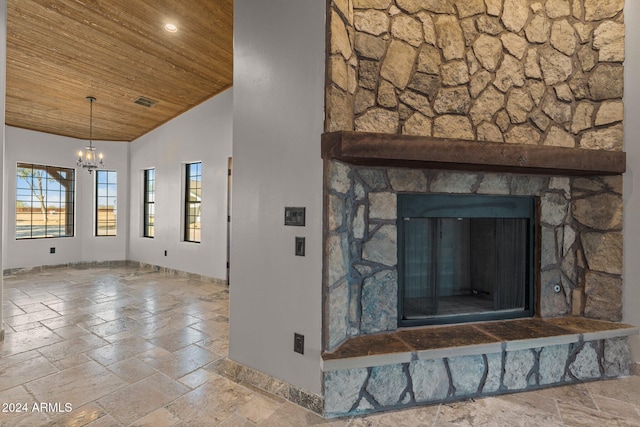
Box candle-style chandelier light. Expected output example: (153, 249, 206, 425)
(76, 96, 104, 174)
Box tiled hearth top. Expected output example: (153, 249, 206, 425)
(322, 317, 638, 371)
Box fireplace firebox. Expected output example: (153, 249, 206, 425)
(397, 194, 535, 327)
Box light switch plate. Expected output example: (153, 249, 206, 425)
(295, 237, 305, 256)
(294, 333, 304, 354)
(285, 207, 306, 226)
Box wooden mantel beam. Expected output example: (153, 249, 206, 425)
(321, 131, 626, 176)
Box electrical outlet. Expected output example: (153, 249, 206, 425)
(294, 333, 304, 354)
(164, 250, 167, 256)
(50, 247, 56, 254)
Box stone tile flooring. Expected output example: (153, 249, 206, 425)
(1, 265, 640, 426)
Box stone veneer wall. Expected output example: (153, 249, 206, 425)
(324, 163, 623, 349)
(326, 0, 625, 148)
(322, 0, 628, 415)
(324, 336, 630, 417)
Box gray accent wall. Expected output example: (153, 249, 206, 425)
(127, 89, 232, 280)
(229, 0, 326, 394)
(4, 127, 130, 269)
(624, 0, 640, 362)
(0, 0, 6, 341)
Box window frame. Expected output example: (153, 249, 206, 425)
(143, 168, 155, 238)
(15, 162, 75, 240)
(95, 170, 117, 237)
(184, 162, 202, 243)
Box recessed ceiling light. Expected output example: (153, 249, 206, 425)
(164, 23, 178, 33)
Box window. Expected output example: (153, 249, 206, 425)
(96, 170, 117, 236)
(184, 162, 201, 242)
(143, 168, 155, 238)
(16, 163, 75, 239)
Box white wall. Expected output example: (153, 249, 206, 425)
(128, 89, 232, 280)
(4, 127, 128, 269)
(624, 1, 640, 360)
(229, 0, 325, 394)
(0, 0, 6, 340)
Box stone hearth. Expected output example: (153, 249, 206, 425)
(322, 317, 637, 417)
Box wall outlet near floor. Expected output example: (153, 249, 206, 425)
(50, 247, 55, 254)
(164, 250, 167, 256)
(294, 333, 304, 354)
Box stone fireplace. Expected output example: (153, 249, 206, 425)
(321, 0, 635, 418)
(324, 159, 625, 345)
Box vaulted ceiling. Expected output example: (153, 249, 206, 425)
(6, 0, 233, 142)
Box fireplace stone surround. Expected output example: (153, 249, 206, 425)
(322, 0, 631, 418)
(321, 137, 634, 417)
(323, 135, 626, 347)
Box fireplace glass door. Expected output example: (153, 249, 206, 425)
(398, 194, 535, 327)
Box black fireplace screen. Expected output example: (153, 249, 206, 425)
(397, 194, 535, 327)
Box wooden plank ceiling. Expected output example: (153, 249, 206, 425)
(6, 0, 233, 142)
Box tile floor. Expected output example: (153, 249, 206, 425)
(1, 265, 640, 426)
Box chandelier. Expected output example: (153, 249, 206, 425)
(77, 96, 104, 174)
